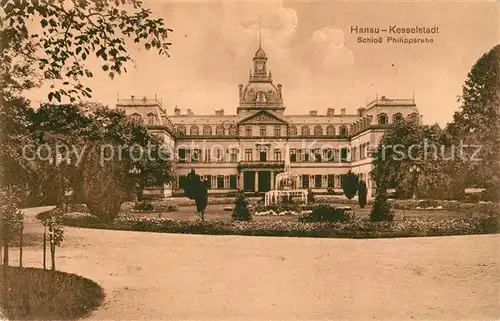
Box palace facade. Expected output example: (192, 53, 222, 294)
(117, 45, 420, 197)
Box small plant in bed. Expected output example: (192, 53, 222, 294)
(133, 201, 154, 212)
(298, 204, 352, 222)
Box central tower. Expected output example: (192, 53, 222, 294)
(237, 45, 284, 115)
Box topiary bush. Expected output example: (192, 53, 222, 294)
(298, 204, 350, 222)
(232, 190, 251, 221)
(358, 180, 367, 208)
(307, 189, 315, 203)
(370, 192, 394, 221)
(341, 171, 359, 199)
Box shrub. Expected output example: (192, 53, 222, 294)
(307, 189, 315, 203)
(370, 193, 394, 222)
(299, 204, 350, 222)
(184, 169, 208, 221)
(1, 267, 104, 320)
(133, 201, 154, 212)
(341, 171, 359, 199)
(232, 190, 251, 221)
(358, 180, 367, 208)
(66, 203, 90, 213)
(62, 212, 99, 226)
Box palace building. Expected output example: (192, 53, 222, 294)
(117, 44, 420, 197)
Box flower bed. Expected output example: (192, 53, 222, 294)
(121, 196, 261, 212)
(388, 199, 498, 212)
(64, 210, 498, 238)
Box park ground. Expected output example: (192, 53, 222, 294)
(9, 206, 500, 320)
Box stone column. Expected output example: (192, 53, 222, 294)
(270, 171, 275, 190)
(239, 171, 244, 190)
(254, 171, 259, 192)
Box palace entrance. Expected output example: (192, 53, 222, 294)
(258, 171, 271, 193)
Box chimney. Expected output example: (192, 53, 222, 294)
(238, 84, 243, 100)
(309, 110, 318, 116)
(131, 95, 135, 101)
(142, 96, 147, 102)
(174, 106, 181, 116)
(341, 108, 346, 115)
(326, 108, 335, 116)
(357, 107, 366, 117)
(381, 96, 387, 100)
(186, 109, 193, 116)
(277, 84, 282, 99)
(215, 109, 224, 116)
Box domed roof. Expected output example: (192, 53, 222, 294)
(255, 46, 266, 58)
(242, 82, 280, 103)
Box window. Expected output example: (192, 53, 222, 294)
(217, 175, 224, 189)
(211, 176, 217, 189)
(408, 112, 419, 122)
(190, 125, 199, 135)
(290, 149, 297, 162)
(216, 125, 224, 135)
(216, 148, 223, 162)
(147, 113, 157, 125)
(340, 148, 348, 163)
(259, 150, 267, 161)
(392, 113, 403, 123)
(301, 149, 309, 162)
(204, 149, 211, 162)
(245, 126, 252, 137)
(228, 125, 237, 136)
(378, 113, 388, 125)
(245, 149, 253, 161)
(205, 175, 212, 189)
(191, 149, 201, 162)
(203, 125, 212, 135)
(301, 125, 310, 136)
(326, 124, 335, 136)
(230, 148, 238, 162)
(323, 149, 334, 162)
(274, 149, 282, 161)
(185, 149, 191, 163)
(230, 175, 237, 189)
(313, 125, 323, 136)
(224, 175, 229, 189)
(288, 125, 297, 136)
(176, 125, 186, 136)
(131, 113, 142, 123)
(315, 175, 322, 188)
(178, 148, 186, 163)
(352, 147, 357, 161)
(301, 175, 309, 189)
(314, 148, 321, 163)
(327, 175, 335, 188)
(260, 126, 266, 136)
(274, 126, 281, 137)
(339, 126, 348, 137)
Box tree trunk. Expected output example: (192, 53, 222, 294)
(50, 235, 55, 272)
(43, 225, 47, 270)
(19, 223, 23, 267)
(3, 241, 8, 266)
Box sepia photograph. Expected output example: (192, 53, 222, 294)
(0, 0, 499, 320)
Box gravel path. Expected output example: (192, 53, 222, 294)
(12, 207, 500, 320)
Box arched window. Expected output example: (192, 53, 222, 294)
(392, 113, 403, 123)
(288, 125, 297, 136)
(378, 113, 388, 125)
(215, 124, 224, 135)
(313, 125, 323, 136)
(131, 113, 142, 123)
(339, 126, 348, 137)
(300, 125, 310, 136)
(190, 125, 199, 135)
(228, 125, 237, 136)
(326, 124, 335, 136)
(147, 113, 157, 125)
(203, 125, 212, 135)
(176, 125, 186, 136)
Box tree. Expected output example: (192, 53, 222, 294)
(232, 190, 251, 221)
(358, 180, 367, 209)
(447, 45, 500, 201)
(0, 191, 24, 267)
(1, 0, 172, 102)
(341, 171, 359, 199)
(46, 209, 64, 272)
(369, 191, 394, 222)
(184, 169, 208, 222)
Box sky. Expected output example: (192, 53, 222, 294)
(25, 0, 499, 127)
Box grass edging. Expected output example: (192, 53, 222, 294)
(0, 266, 105, 320)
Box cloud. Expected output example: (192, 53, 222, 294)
(310, 27, 354, 68)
